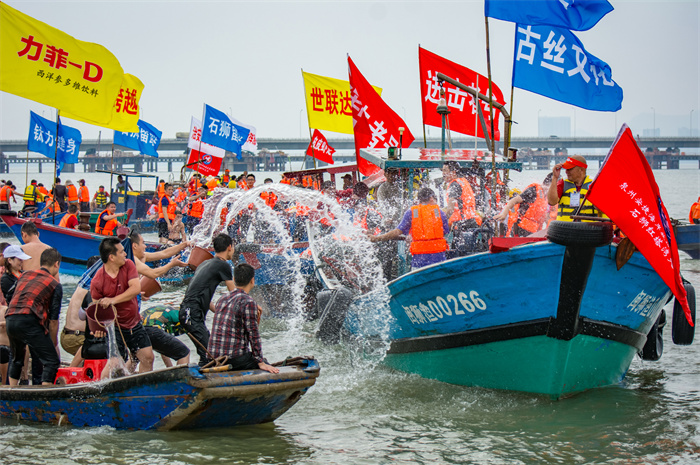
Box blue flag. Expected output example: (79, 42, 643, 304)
(27, 111, 82, 165)
(200, 105, 251, 160)
(485, 0, 613, 31)
(512, 24, 623, 112)
(114, 119, 162, 158)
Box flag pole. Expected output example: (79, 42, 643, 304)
(484, 16, 497, 207)
(52, 109, 59, 224)
(299, 68, 314, 171)
(110, 139, 115, 194)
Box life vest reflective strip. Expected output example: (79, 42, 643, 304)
(95, 209, 118, 235)
(158, 195, 176, 220)
(516, 184, 549, 233)
(59, 213, 77, 228)
(409, 205, 448, 255)
(22, 185, 38, 203)
(94, 191, 108, 207)
(189, 199, 204, 219)
(66, 185, 78, 202)
(447, 178, 482, 226)
(78, 186, 89, 202)
(557, 176, 599, 222)
(690, 202, 700, 223)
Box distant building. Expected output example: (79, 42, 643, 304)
(538, 116, 571, 138)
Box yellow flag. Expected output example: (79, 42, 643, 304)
(62, 73, 144, 132)
(0, 2, 124, 125)
(303, 71, 381, 135)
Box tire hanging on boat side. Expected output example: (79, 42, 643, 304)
(672, 281, 696, 346)
(640, 309, 665, 361)
(316, 287, 354, 344)
(546, 221, 613, 248)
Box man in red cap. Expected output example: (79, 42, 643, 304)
(547, 155, 601, 221)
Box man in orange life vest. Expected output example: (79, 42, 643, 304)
(77, 179, 90, 212)
(65, 180, 79, 210)
(158, 183, 176, 244)
(442, 161, 482, 250)
(185, 186, 208, 234)
(95, 201, 122, 235)
(0, 180, 15, 211)
(369, 187, 449, 269)
(689, 197, 700, 224)
(494, 173, 553, 237)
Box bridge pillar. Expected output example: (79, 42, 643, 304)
(167, 161, 173, 172)
(38, 161, 42, 173)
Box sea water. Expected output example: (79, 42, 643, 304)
(0, 168, 699, 464)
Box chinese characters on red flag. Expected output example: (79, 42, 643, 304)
(307, 129, 335, 164)
(418, 47, 504, 141)
(586, 125, 691, 325)
(348, 56, 415, 176)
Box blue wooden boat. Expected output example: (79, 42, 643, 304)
(310, 148, 695, 399)
(0, 358, 320, 430)
(674, 223, 700, 259)
(0, 213, 167, 277)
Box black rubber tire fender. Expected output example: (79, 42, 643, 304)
(0, 209, 17, 217)
(640, 309, 665, 361)
(672, 281, 696, 346)
(546, 220, 614, 247)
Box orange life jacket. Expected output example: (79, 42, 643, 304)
(410, 204, 448, 255)
(207, 179, 219, 191)
(239, 182, 250, 191)
(189, 199, 204, 219)
(690, 201, 700, 223)
(59, 213, 77, 228)
(44, 193, 61, 212)
(516, 183, 549, 233)
(157, 182, 165, 197)
(78, 185, 90, 202)
(95, 209, 118, 235)
(353, 206, 382, 235)
(38, 186, 49, 197)
(219, 206, 229, 228)
(260, 191, 278, 209)
(66, 184, 78, 202)
(447, 178, 481, 226)
(158, 195, 176, 221)
(222, 174, 230, 184)
(0, 185, 11, 203)
(175, 188, 187, 203)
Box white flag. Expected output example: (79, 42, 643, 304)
(188, 116, 226, 157)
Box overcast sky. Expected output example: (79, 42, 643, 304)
(1, 0, 698, 144)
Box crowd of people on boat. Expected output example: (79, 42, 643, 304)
(0, 223, 277, 384)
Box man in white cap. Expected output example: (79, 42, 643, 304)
(547, 155, 601, 221)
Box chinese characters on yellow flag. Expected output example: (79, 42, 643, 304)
(0, 2, 124, 125)
(302, 70, 382, 135)
(62, 73, 144, 132)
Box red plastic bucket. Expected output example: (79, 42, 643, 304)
(85, 303, 117, 333)
(140, 276, 161, 298)
(188, 246, 213, 271)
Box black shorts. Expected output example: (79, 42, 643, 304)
(0, 345, 9, 364)
(117, 322, 152, 355)
(144, 325, 189, 361)
(157, 221, 169, 238)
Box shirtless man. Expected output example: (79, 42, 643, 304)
(20, 221, 50, 271)
(168, 212, 187, 245)
(61, 256, 101, 363)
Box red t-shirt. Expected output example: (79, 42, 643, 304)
(65, 215, 79, 229)
(90, 259, 140, 329)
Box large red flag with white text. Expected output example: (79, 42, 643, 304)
(348, 56, 415, 176)
(306, 129, 335, 164)
(419, 46, 504, 141)
(586, 125, 691, 325)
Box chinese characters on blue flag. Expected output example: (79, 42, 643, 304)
(27, 111, 82, 166)
(512, 24, 623, 112)
(114, 119, 162, 158)
(200, 105, 251, 160)
(485, 0, 613, 31)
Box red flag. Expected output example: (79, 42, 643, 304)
(586, 125, 691, 325)
(186, 149, 224, 177)
(419, 46, 504, 141)
(348, 56, 415, 176)
(306, 129, 335, 164)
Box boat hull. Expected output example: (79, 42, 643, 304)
(0, 360, 320, 430)
(675, 224, 700, 259)
(344, 241, 671, 398)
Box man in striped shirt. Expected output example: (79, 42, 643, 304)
(208, 263, 279, 373)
